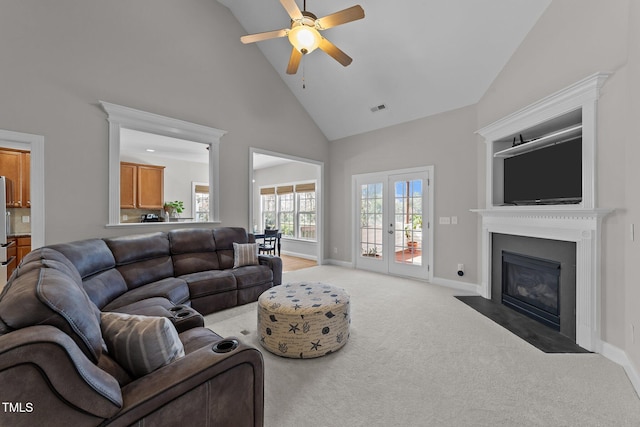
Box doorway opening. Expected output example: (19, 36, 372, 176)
(250, 148, 323, 267)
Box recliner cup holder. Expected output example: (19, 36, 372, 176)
(169, 305, 184, 312)
(212, 339, 239, 354)
(175, 311, 190, 318)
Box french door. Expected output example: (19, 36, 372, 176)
(354, 167, 431, 280)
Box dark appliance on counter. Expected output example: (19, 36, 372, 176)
(141, 213, 160, 222)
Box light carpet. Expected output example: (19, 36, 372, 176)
(204, 266, 640, 427)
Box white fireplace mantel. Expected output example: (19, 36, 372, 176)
(473, 208, 612, 352)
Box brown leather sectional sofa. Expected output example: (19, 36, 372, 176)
(0, 227, 281, 426)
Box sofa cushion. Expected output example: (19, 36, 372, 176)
(172, 252, 220, 276)
(233, 242, 259, 268)
(18, 247, 83, 286)
(104, 232, 171, 265)
(48, 239, 116, 279)
(0, 268, 103, 363)
(213, 227, 248, 270)
(115, 256, 175, 290)
(168, 228, 216, 254)
(100, 312, 185, 378)
(231, 265, 273, 289)
(82, 269, 129, 310)
(178, 270, 237, 299)
(105, 233, 175, 290)
(102, 277, 190, 311)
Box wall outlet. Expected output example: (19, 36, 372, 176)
(122, 214, 128, 221)
(333, 247, 338, 254)
(21, 216, 30, 223)
(439, 217, 451, 225)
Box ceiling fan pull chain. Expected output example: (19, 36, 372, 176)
(302, 59, 306, 89)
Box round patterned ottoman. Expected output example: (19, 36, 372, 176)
(257, 282, 350, 358)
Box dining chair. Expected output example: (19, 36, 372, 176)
(259, 229, 278, 255)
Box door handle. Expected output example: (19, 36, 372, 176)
(388, 230, 394, 234)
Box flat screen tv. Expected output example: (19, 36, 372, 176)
(503, 138, 582, 205)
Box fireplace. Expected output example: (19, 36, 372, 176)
(501, 251, 561, 330)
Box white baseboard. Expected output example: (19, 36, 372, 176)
(600, 341, 640, 397)
(280, 250, 317, 261)
(431, 276, 481, 295)
(324, 258, 354, 268)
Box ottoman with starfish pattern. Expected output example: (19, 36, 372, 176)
(257, 282, 350, 358)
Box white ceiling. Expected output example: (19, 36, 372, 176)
(217, 0, 551, 141)
(120, 128, 210, 164)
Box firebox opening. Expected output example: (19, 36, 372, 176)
(501, 251, 561, 331)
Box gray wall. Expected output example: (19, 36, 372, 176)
(0, 0, 329, 243)
(328, 105, 479, 284)
(476, 0, 640, 365)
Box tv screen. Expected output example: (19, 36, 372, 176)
(503, 138, 582, 205)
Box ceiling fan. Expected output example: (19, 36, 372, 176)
(240, 0, 365, 75)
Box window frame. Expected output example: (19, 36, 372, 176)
(101, 101, 225, 226)
(258, 181, 317, 242)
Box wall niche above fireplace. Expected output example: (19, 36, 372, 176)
(477, 72, 611, 210)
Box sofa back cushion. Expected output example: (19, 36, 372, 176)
(104, 232, 174, 290)
(0, 266, 103, 363)
(48, 239, 128, 308)
(213, 227, 248, 270)
(169, 228, 220, 276)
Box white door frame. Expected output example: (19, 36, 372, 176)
(0, 129, 45, 249)
(352, 166, 434, 281)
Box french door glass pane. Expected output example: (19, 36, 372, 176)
(360, 183, 383, 259)
(393, 179, 423, 265)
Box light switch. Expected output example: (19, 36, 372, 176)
(439, 217, 451, 225)
(451, 216, 458, 225)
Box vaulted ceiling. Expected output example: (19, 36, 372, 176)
(217, 0, 551, 141)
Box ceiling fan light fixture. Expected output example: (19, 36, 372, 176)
(288, 24, 321, 54)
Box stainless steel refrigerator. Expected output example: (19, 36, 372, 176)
(0, 176, 16, 287)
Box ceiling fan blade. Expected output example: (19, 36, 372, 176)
(286, 47, 303, 74)
(316, 5, 365, 30)
(241, 29, 288, 44)
(318, 37, 352, 67)
(280, 0, 303, 21)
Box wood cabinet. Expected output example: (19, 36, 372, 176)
(120, 162, 165, 209)
(0, 148, 30, 208)
(6, 236, 30, 278)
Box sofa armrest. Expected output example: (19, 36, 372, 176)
(107, 338, 264, 427)
(0, 325, 122, 427)
(259, 255, 282, 286)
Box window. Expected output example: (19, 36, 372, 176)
(277, 185, 295, 238)
(193, 183, 209, 222)
(296, 183, 316, 240)
(259, 182, 316, 241)
(260, 187, 276, 230)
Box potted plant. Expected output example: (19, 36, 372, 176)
(163, 201, 184, 220)
(405, 215, 422, 249)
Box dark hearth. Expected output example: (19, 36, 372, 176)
(455, 296, 590, 353)
(502, 251, 561, 331)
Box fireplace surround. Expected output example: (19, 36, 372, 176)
(474, 72, 612, 352)
(493, 234, 576, 339)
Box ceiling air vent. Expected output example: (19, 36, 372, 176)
(370, 104, 387, 113)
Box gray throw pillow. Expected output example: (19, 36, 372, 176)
(100, 312, 185, 378)
(233, 242, 259, 268)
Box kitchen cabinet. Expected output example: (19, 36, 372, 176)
(22, 152, 30, 208)
(0, 148, 29, 208)
(7, 236, 31, 278)
(120, 162, 165, 209)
